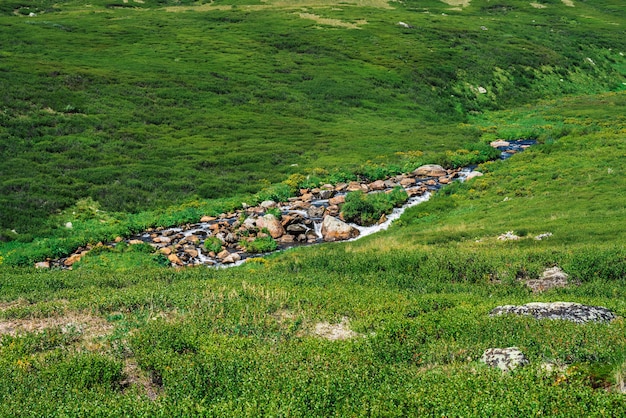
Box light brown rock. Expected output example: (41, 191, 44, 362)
(329, 195, 345, 206)
(168, 254, 183, 266)
(255, 214, 285, 239)
(369, 180, 386, 191)
(414, 164, 447, 177)
(321, 216, 359, 242)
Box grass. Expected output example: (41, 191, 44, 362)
(0, 0, 626, 415)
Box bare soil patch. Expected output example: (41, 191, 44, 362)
(313, 317, 359, 341)
(298, 12, 366, 29)
(122, 358, 162, 400)
(166, 0, 393, 13)
(0, 312, 113, 339)
(440, 0, 471, 7)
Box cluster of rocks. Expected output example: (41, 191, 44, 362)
(39, 140, 535, 269)
(45, 163, 472, 269)
(482, 302, 618, 372)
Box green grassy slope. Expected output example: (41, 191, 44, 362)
(1, 0, 624, 234)
(1, 0, 626, 415)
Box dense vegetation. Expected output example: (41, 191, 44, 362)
(1, 0, 625, 415)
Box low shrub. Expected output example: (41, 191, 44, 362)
(240, 236, 278, 253)
(342, 187, 408, 226)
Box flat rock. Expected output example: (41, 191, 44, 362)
(481, 347, 529, 371)
(490, 140, 510, 148)
(489, 302, 616, 323)
(414, 164, 447, 177)
(465, 171, 483, 181)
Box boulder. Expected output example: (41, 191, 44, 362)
(217, 250, 231, 260)
(35, 261, 50, 269)
(481, 347, 529, 372)
(321, 216, 359, 242)
(255, 214, 285, 239)
(260, 200, 277, 209)
(489, 302, 616, 323)
(399, 178, 415, 187)
(335, 183, 348, 192)
(369, 180, 386, 191)
(200, 215, 216, 223)
(346, 181, 362, 192)
(168, 254, 183, 266)
(414, 164, 447, 177)
(159, 247, 172, 256)
(328, 195, 345, 206)
(307, 205, 326, 218)
(64, 253, 83, 267)
(319, 189, 334, 199)
(184, 248, 199, 258)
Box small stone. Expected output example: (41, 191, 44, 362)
(35, 261, 50, 269)
(260, 200, 277, 209)
(114, 236, 123, 243)
(465, 171, 483, 181)
(200, 216, 216, 223)
(65, 222, 73, 229)
(498, 231, 519, 241)
(481, 347, 529, 372)
(128, 239, 144, 245)
(168, 254, 183, 266)
(159, 247, 172, 256)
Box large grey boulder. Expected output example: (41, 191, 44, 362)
(481, 347, 529, 371)
(490, 302, 616, 324)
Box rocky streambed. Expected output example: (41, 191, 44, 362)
(44, 140, 535, 269)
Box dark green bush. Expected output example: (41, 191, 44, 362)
(342, 187, 408, 226)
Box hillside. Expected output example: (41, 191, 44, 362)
(1, 0, 626, 415)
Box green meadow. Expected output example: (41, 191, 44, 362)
(1, 0, 626, 415)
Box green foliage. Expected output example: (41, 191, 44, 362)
(240, 235, 278, 253)
(342, 187, 408, 226)
(203, 236, 223, 254)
